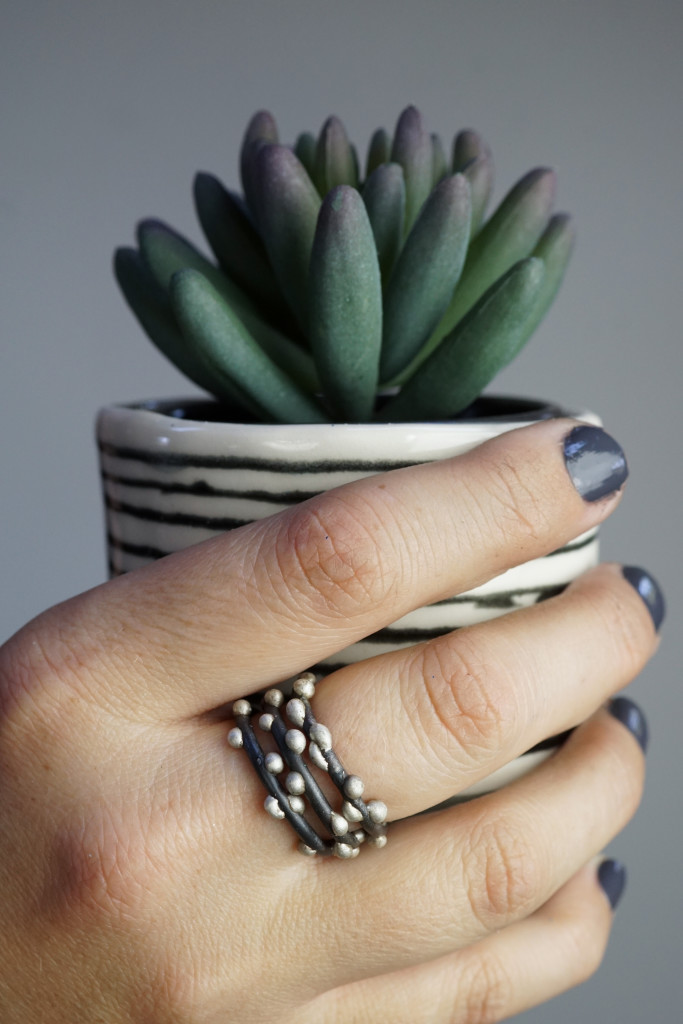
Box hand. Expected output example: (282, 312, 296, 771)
(0, 418, 662, 1023)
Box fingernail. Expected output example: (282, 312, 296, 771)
(609, 696, 649, 753)
(622, 565, 666, 632)
(563, 425, 629, 502)
(598, 858, 627, 910)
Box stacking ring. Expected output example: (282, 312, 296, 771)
(228, 672, 388, 859)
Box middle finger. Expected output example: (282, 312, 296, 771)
(309, 561, 659, 815)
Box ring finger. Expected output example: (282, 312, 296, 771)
(304, 561, 660, 816)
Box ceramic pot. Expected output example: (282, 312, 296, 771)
(96, 394, 600, 796)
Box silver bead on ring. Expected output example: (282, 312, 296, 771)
(230, 671, 389, 859)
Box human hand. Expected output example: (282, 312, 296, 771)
(0, 418, 663, 1023)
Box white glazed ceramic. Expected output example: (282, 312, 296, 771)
(96, 395, 600, 797)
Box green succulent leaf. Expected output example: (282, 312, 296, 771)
(423, 167, 556, 357)
(250, 144, 321, 331)
(114, 247, 236, 399)
(378, 257, 546, 422)
(313, 115, 358, 195)
(239, 109, 279, 214)
(116, 109, 575, 427)
(361, 162, 406, 285)
(431, 132, 448, 185)
(137, 218, 316, 389)
(524, 213, 576, 337)
(452, 128, 488, 170)
(380, 174, 472, 383)
(365, 127, 392, 178)
(463, 153, 495, 238)
(170, 269, 326, 424)
(309, 186, 383, 421)
(453, 130, 494, 236)
(137, 218, 239, 296)
(193, 172, 284, 315)
(390, 106, 433, 235)
(350, 144, 361, 188)
(294, 131, 317, 177)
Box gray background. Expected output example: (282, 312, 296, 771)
(1, 1, 681, 1020)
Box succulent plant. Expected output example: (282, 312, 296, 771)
(114, 106, 574, 423)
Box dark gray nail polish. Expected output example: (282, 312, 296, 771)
(598, 858, 627, 910)
(609, 696, 649, 753)
(563, 425, 629, 502)
(622, 565, 666, 632)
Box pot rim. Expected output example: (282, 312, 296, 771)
(99, 393, 589, 428)
(97, 394, 600, 461)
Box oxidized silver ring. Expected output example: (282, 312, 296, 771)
(228, 672, 388, 859)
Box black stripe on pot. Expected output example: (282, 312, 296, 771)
(100, 470, 325, 504)
(428, 583, 567, 609)
(342, 591, 567, 645)
(107, 533, 170, 561)
(98, 440, 419, 475)
(106, 531, 576, 616)
(105, 529, 575, 608)
(546, 531, 598, 556)
(104, 494, 252, 530)
(103, 494, 599, 558)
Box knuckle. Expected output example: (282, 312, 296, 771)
(273, 496, 399, 621)
(462, 813, 541, 928)
(0, 608, 101, 712)
(0, 622, 76, 742)
(455, 949, 516, 1024)
(415, 635, 518, 772)
(45, 803, 157, 927)
(0, 610, 117, 767)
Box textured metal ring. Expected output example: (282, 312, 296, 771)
(227, 672, 388, 858)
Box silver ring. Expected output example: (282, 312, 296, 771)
(228, 672, 388, 858)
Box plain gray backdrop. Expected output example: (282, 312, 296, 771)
(2, 1, 681, 1020)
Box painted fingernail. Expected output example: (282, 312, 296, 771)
(609, 696, 649, 754)
(598, 858, 627, 910)
(622, 565, 666, 632)
(563, 425, 629, 502)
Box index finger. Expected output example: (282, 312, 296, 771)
(30, 418, 627, 718)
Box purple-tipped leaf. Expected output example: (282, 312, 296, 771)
(313, 115, 358, 195)
(379, 258, 546, 421)
(391, 106, 433, 234)
(251, 144, 321, 330)
(193, 172, 285, 316)
(453, 130, 494, 236)
(524, 213, 576, 336)
(365, 127, 392, 178)
(452, 128, 487, 170)
(240, 110, 279, 214)
(309, 186, 382, 421)
(425, 167, 556, 353)
(295, 131, 317, 177)
(380, 174, 472, 382)
(362, 162, 406, 285)
(431, 133, 448, 184)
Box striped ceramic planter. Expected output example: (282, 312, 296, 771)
(97, 395, 600, 796)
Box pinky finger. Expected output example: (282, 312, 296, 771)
(306, 858, 625, 1024)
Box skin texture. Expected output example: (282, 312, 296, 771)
(0, 418, 658, 1023)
